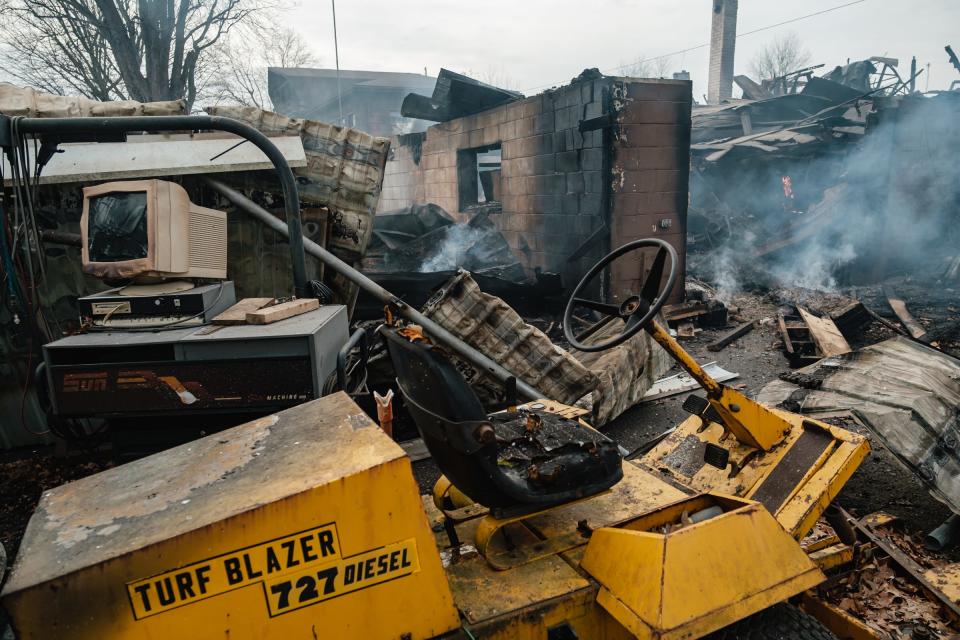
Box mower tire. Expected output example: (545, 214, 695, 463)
(706, 602, 838, 639)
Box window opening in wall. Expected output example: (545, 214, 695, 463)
(457, 143, 501, 210)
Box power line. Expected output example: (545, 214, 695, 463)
(522, 0, 868, 93)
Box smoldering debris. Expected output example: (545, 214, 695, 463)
(688, 61, 960, 300)
(357, 202, 563, 317)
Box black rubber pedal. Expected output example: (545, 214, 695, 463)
(704, 442, 730, 469)
(682, 394, 710, 415)
(704, 405, 723, 425)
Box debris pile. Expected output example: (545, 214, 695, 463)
(820, 514, 960, 637)
(688, 58, 960, 302)
(357, 203, 564, 315)
(828, 558, 955, 637)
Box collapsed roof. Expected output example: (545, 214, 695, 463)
(400, 68, 524, 122)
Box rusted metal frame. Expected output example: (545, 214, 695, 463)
(203, 177, 544, 402)
(843, 507, 960, 620)
(473, 492, 608, 571)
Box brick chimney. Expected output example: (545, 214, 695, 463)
(707, 0, 738, 104)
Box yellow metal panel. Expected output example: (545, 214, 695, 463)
(2, 394, 460, 639)
(469, 585, 635, 640)
(445, 549, 591, 624)
(775, 437, 870, 538)
(642, 411, 869, 539)
(524, 460, 689, 540)
(808, 543, 855, 572)
(582, 494, 825, 639)
(646, 321, 792, 450)
(581, 528, 666, 624)
(923, 563, 960, 605)
(422, 494, 597, 627)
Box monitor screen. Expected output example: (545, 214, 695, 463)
(87, 192, 148, 263)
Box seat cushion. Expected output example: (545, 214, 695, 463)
(489, 408, 622, 497)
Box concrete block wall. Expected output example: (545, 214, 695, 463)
(378, 77, 611, 286)
(609, 79, 692, 304)
(377, 76, 692, 298)
(379, 135, 426, 211)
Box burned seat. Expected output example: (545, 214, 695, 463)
(380, 326, 622, 515)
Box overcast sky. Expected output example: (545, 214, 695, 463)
(281, 0, 960, 100)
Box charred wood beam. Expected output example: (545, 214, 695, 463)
(707, 321, 754, 352)
(884, 287, 928, 341)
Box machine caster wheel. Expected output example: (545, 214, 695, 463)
(706, 602, 838, 640)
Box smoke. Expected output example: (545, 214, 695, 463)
(419, 224, 504, 273)
(770, 240, 857, 291)
(694, 93, 960, 296)
(699, 230, 756, 303)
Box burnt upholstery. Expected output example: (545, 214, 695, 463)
(380, 326, 622, 514)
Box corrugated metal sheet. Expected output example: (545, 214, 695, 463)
(757, 336, 960, 514)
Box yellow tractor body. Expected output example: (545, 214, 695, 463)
(2, 388, 869, 639)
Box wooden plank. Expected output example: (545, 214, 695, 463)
(777, 313, 795, 354)
(245, 298, 319, 325)
(211, 298, 274, 325)
(829, 300, 870, 337)
(663, 301, 708, 322)
(884, 288, 928, 340)
(707, 321, 754, 351)
(797, 307, 851, 357)
(677, 321, 697, 337)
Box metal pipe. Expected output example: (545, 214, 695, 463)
(824, 504, 857, 546)
(203, 177, 544, 401)
(40, 230, 82, 247)
(12, 115, 309, 297)
(337, 327, 367, 393)
(925, 514, 960, 551)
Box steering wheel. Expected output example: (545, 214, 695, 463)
(563, 238, 678, 352)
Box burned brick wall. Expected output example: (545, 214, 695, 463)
(378, 76, 692, 298)
(380, 133, 427, 211)
(609, 79, 692, 304)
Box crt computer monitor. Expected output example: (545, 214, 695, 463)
(81, 179, 227, 282)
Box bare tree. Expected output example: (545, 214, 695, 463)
(207, 25, 317, 109)
(0, 0, 275, 109)
(749, 32, 812, 81)
(459, 66, 518, 90)
(619, 55, 672, 79)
